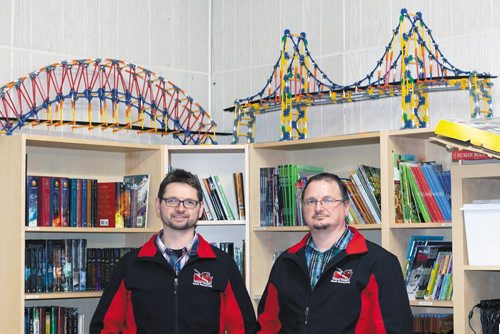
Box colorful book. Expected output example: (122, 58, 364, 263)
(26, 176, 39, 227)
(233, 172, 246, 220)
(123, 175, 150, 228)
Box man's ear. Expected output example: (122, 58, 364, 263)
(198, 201, 204, 219)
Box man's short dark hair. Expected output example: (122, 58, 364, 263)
(157, 168, 203, 201)
(301, 172, 349, 202)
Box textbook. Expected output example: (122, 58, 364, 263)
(435, 118, 500, 153)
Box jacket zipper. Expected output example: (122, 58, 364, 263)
(174, 276, 179, 334)
(304, 288, 313, 334)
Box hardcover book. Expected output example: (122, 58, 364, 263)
(97, 182, 117, 228)
(435, 118, 500, 153)
(26, 176, 38, 227)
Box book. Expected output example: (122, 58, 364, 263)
(435, 118, 500, 153)
(38, 177, 52, 227)
(60, 178, 70, 227)
(123, 175, 149, 227)
(212, 175, 236, 220)
(451, 149, 497, 161)
(233, 172, 245, 220)
(97, 182, 117, 228)
(26, 176, 38, 227)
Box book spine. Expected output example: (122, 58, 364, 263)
(38, 177, 52, 227)
(451, 149, 493, 160)
(213, 175, 235, 220)
(234, 172, 246, 220)
(60, 178, 70, 227)
(26, 176, 39, 227)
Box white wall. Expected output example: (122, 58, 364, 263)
(212, 0, 500, 143)
(0, 0, 498, 144)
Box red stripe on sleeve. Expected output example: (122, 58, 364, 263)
(220, 281, 245, 334)
(355, 274, 386, 334)
(102, 280, 136, 334)
(257, 283, 281, 334)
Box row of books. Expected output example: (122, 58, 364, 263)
(217, 241, 245, 278)
(412, 313, 453, 334)
(259, 164, 381, 227)
(26, 174, 150, 228)
(393, 153, 451, 223)
(404, 236, 453, 301)
(25, 239, 130, 293)
(344, 164, 381, 225)
(260, 165, 324, 227)
(197, 173, 245, 221)
(25, 306, 82, 334)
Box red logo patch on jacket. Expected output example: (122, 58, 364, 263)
(331, 268, 353, 284)
(193, 269, 213, 287)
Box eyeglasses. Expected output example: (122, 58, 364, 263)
(161, 197, 199, 209)
(302, 197, 344, 208)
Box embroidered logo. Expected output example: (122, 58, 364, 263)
(331, 268, 353, 284)
(193, 269, 213, 288)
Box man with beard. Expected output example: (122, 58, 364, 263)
(257, 173, 412, 333)
(90, 169, 257, 334)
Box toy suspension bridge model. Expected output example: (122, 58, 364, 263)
(229, 9, 495, 144)
(0, 58, 217, 145)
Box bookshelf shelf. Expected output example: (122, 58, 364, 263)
(409, 300, 453, 308)
(389, 223, 453, 229)
(254, 224, 381, 232)
(464, 265, 500, 271)
(197, 220, 246, 226)
(25, 227, 160, 233)
(25, 291, 103, 300)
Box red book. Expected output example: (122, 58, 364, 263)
(38, 176, 52, 227)
(97, 182, 117, 228)
(451, 149, 494, 161)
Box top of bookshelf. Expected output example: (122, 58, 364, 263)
(253, 131, 381, 150)
(21, 135, 160, 153)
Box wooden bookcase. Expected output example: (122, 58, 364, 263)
(1, 131, 497, 333)
(0, 135, 164, 334)
(247, 128, 495, 332)
(248, 132, 383, 302)
(165, 144, 250, 285)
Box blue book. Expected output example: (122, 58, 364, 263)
(421, 164, 452, 221)
(70, 178, 78, 227)
(81, 179, 88, 227)
(26, 176, 39, 227)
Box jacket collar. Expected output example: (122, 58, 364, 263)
(138, 232, 217, 259)
(287, 226, 368, 255)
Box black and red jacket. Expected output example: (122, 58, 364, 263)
(257, 226, 412, 333)
(90, 233, 257, 334)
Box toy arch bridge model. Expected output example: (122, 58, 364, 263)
(228, 9, 495, 144)
(0, 58, 217, 145)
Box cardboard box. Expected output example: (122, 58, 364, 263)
(462, 203, 500, 266)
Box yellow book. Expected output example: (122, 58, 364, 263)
(435, 118, 500, 153)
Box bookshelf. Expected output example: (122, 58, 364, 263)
(248, 132, 383, 303)
(164, 144, 250, 285)
(0, 135, 164, 334)
(381, 128, 454, 317)
(247, 128, 460, 322)
(450, 163, 500, 332)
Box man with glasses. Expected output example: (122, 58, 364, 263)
(257, 173, 412, 333)
(91, 169, 257, 333)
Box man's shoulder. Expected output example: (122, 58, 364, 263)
(364, 240, 398, 261)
